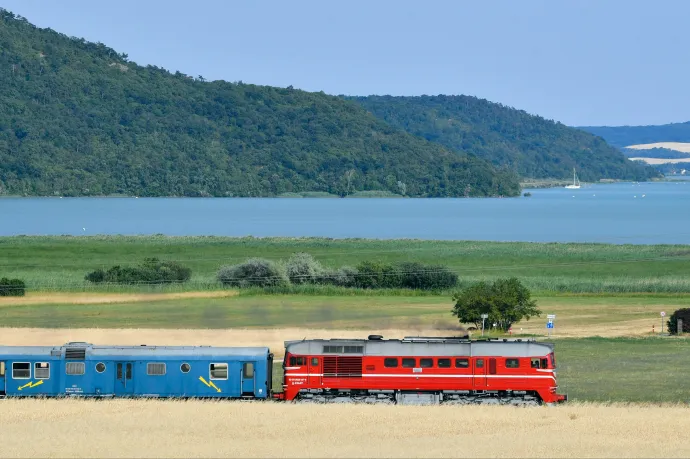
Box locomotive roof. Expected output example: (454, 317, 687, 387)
(0, 343, 270, 358)
(284, 337, 555, 358)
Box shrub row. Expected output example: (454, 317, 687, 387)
(668, 308, 690, 334)
(217, 253, 458, 290)
(85, 258, 192, 284)
(0, 277, 26, 296)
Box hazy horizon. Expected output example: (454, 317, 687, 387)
(2, 0, 689, 127)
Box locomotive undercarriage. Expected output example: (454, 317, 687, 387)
(294, 389, 542, 406)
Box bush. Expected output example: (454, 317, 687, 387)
(667, 308, 690, 334)
(85, 258, 192, 284)
(217, 258, 289, 288)
(286, 252, 323, 284)
(0, 277, 26, 296)
(397, 261, 458, 290)
(353, 261, 402, 289)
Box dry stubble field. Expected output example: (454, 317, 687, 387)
(0, 399, 688, 458)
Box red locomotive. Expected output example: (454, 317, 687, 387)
(279, 335, 567, 405)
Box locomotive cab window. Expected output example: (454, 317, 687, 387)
(506, 359, 520, 369)
(289, 356, 306, 366)
(437, 358, 451, 368)
(531, 358, 543, 369)
(455, 358, 469, 368)
(12, 362, 30, 379)
(402, 358, 416, 368)
(541, 358, 549, 369)
(34, 362, 50, 379)
(384, 358, 398, 368)
(210, 363, 228, 380)
(420, 358, 433, 368)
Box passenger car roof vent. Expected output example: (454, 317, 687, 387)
(64, 343, 89, 360)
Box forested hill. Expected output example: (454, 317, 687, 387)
(351, 95, 659, 182)
(579, 122, 690, 149)
(0, 11, 520, 198)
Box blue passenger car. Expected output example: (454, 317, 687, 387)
(0, 342, 273, 399)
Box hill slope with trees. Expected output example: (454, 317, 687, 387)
(351, 95, 659, 182)
(0, 10, 519, 198)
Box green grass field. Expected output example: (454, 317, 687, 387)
(2, 236, 690, 293)
(2, 293, 688, 331)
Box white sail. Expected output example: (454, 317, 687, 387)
(565, 168, 580, 189)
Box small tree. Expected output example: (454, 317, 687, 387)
(217, 258, 289, 288)
(667, 308, 690, 334)
(451, 278, 540, 332)
(286, 252, 323, 284)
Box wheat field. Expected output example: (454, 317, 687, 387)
(0, 399, 687, 458)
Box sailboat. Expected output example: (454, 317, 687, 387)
(565, 168, 581, 189)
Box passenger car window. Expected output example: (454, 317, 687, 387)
(402, 358, 416, 368)
(210, 363, 228, 380)
(147, 363, 166, 376)
(12, 362, 30, 379)
(437, 358, 451, 368)
(455, 358, 469, 368)
(420, 358, 433, 368)
(384, 358, 398, 368)
(34, 362, 50, 379)
(66, 362, 85, 375)
(506, 358, 519, 368)
(243, 362, 254, 378)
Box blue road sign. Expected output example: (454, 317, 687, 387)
(546, 322, 554, 329)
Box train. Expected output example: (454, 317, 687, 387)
(0, 335, 567, 405)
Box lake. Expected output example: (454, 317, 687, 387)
(1, 180, 689, 244)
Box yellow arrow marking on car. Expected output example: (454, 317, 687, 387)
(198, 376, 221, 393)
(18, 380, 43, 391)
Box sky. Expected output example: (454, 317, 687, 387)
(2, 0, 689, 126)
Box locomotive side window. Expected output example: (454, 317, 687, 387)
(34, 362, 50, 379)
(12, 362, 30, 379)
(476, 359, 484, 368)
(384, 358, 398, 368)
(437, 358, 451, 368)
(323, 346, 343, 353)
(311, 358, 319, 366)
(289, 357, 306, 366)
(402, 358, 416, 368)
(455, 358, 469, 368)
(506, 359, 520, 368)
(210, 363, 228, 380)
(420, 358, 433, 368)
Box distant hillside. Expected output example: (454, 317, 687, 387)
(579, 122, 690, 149)
(350, 95, 659, 182)
(0, 10, 519, 198)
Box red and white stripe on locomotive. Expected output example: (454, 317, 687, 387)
(279, 335, 567, 405)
